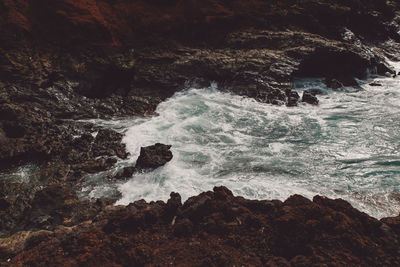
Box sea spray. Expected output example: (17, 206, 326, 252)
(83, 64, 400, 219)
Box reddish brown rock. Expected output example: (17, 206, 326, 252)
(3, 187, 400, 266)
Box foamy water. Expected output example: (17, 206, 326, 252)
(82, 62, 400, 219)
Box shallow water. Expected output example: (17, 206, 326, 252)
(82, 62, 400, 219)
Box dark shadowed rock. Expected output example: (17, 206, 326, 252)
(302, 90, 319, 105)
(369, 82, 383, 86)
(135, 143, 173, 171)
(0, 0, 400, 265)
(121, 166, 136, 178)
(114, 143, 173, 179)
(307, 89, 324, 96)
(6, 187, 400, 266)
(166, 192, 182, 216)
(285, 89, 300, 107)
(173, 218, 194, 237)
(326, 76, 359, 88)
(326, 78, 344, 89)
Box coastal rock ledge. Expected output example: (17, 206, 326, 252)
(2, 186, 400, 266)
(0, 0, 400, 266)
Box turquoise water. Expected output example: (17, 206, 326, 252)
(83, 63, 400, 219)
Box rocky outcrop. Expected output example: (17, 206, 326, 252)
(0, 120, 128, 236)
(2, 187, 400, 266)
(135, 143, 173, 170)
(0, 1, 399, 265)
(1, 0, 399, 46)
(1, 0, 399, 106)
(302, 90, 319, 105)
(117, 143, 173, 179)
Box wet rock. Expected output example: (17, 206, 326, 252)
(326, 76, 359, 88)
(301, 90, 319, 105)
(119, 166, 136, 179)
(295, 47, 370, 80)
(135, 143, 173, 171)
(92, 129, 128, 159)
(326, 78, 344, 89)
(369, 82, 383, 86)
(7, 188, 400, 266)
(286, 97, 298, 107)
(376, 62, 396, 76)
(0, 0, 399, 265)
(285, 90, 300, 107)
(307, 89, 324, 96)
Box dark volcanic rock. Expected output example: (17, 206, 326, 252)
(369, 82, 383, 86)
(285, 89, 300, 107)
(326, 78, 344, 89)
(135, 143, 173, 171)
(119, 166, 136, 179)
(0, 0, 399, 265)
(302, 90, 319, 105)
(307, 88, 324, 96)
(113, 143, 173, 179)
(4, 187, 400, 266)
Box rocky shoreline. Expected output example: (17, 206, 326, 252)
(1, 0, 400, 265)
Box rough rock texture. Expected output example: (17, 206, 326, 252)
(302, 90, 319, 105)
(135, 143, 173, 170)
(116, 143, 173, 179)
(0, 0, 400, 265)
(2, 187, 400, 266)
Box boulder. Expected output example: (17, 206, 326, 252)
(326, 78, 344, 89)
(285, 90, 300, 107)
(135, 143, 173, 171)
(302, 90, 319, 105)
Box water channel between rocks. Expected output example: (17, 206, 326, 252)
(81, 62, 400, 219)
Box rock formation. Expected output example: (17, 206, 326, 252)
(0, 0, 400, 265)
(2, 187, 400, 266)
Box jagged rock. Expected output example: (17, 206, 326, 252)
(307, 89, 324, 96)
(114, 143, 173, 179)
(285, 90, 300, 107)
(302, 90, 319, 105)
(5, 187, 400, 266)
(0, 0, 399, 265)
(326, 78, 344, 89)
(369, 82, 383, 86)
(135, 143, 173, 171)
(120, 166, 136, 179)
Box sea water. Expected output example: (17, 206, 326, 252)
(82, 62, 400, 219)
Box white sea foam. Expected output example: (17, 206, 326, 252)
(84, 65, 400, 219)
